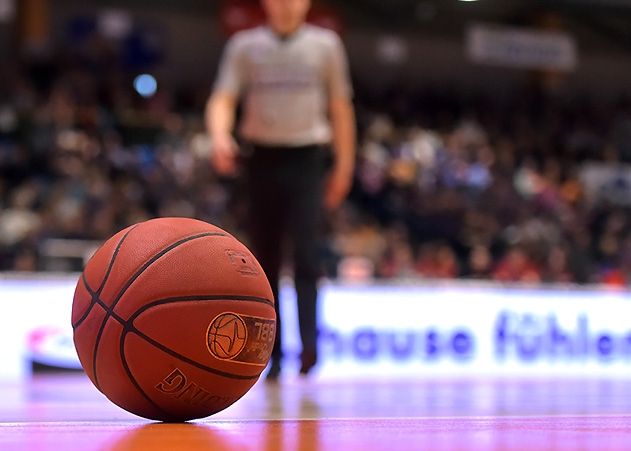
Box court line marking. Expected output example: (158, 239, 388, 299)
(5, 413, 631, 427)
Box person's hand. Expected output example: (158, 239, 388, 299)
(211, 134, 238, 176)
(324, 166, 353, 211)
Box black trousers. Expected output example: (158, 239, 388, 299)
(243, 143, 328, 365)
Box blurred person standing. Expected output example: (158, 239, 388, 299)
(206, 0, 355, 378)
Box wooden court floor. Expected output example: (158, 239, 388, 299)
(2, 374, 631, 450)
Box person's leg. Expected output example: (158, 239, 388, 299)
(244, 149, 286, 376)
(250, 223, 283, 375)
(287, 148, 326, 374)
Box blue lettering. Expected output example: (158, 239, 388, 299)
(495, 312, 509, 358)
(597, 334, 614, 359)
(353, 329, 378, 360)
(578, 315, 589, 358)
(425, 330, 440, 359)
(516, 315, 542, 361)
(492, 312, 631, 363)
(452, 331, 473, 358)
(547, 316, 574, 357)
(386, 332, 416, 360)
(624, 333, 631, 358)
(319, 328, 344, 357)
(318, 327, 479, 362)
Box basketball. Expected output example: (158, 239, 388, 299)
(71, 217, 276, 422)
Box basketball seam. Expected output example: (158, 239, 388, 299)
(91, 232, 226, 389)
(119, 329, 173, 419)
(129, 295, 274, 322)
(128, 329, 260, 381)
(72, 226, 137, 330)
(83, 283, 266, 381)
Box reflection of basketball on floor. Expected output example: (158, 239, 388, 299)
(207, 313, 247, 359)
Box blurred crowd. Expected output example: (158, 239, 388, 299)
(340, 84, 631, 285)
(1, 44, 631, 285)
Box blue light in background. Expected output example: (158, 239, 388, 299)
(133, 74, 157, 97)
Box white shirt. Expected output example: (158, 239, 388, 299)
(214, 24, 352, 146)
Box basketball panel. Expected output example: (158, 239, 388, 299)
(71, 276, 93, 328)
(94, 320, 165, 420)
(124, 333, 256, 421)
(132, 300, 275, 377)
(73, 303, 108, 384)
(97, 218, 227, 310)
(72, 225, 133, 325)
(112, 235, 273, 321)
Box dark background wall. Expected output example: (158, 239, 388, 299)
(6, 0, 631, 98)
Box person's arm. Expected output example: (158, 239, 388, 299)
(206, 36, 244, 175)
(325, 96, 356, 210)
(206, 91, 238, 175)
(324, 33, 356, 210)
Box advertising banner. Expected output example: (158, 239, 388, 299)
(1, 275, 631, 380)
(467, 24, 577, 71)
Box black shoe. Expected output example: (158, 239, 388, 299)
(299, 349, 317, 375)
(266, 361, 281, 381)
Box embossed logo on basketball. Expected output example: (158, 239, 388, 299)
(206, 313, 276, 366)
(225, 249, 260, 276)
(207, 313, 248, 360)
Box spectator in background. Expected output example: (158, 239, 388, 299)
(493, 246, 542, 283)
(416, 242, 459, 279)
(376, 224, 414, 278)
(543, 245, 573, 284)
(378, 240, 416, 279)
(465, 245, 493, 280)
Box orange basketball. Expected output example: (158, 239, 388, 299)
(71, 217, 275, 422)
